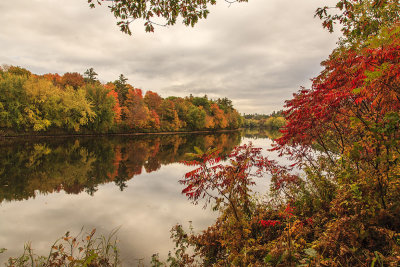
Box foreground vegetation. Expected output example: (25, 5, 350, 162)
(3, 229, 120, 267)
(0, 66, 242, 135)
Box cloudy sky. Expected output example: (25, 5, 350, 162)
(0, 0, 340, 114)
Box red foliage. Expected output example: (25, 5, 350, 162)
(144, 90, 162, 112)
(60, 72, 85, 89)
(281, 204, 294, 219)
(259, 220, 281, 227)
(180, 143, 267, 209)
(124, 88, 151, 129)
(42, 73, 62, 86)
(274, 30, 400, 165)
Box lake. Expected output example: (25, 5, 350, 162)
(0, 130, 283, 265)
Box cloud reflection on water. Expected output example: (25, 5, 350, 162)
(0, 133, 286, 264)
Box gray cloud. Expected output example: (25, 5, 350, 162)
(0, 0, 340, 113)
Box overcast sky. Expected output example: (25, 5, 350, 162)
(0, 0, 340, 114)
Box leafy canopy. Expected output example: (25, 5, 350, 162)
(88, 0, 248, 34)
(315, 0, 400, 45)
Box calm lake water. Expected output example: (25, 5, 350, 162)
(0, 130, 283, 265)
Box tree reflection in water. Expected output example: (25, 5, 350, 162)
(0, 132, 241, 203)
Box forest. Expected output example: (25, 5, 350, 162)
(0, 66, 242, 135)
(242, 111, 286, 130)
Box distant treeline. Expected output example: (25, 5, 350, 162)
(242, 128, 282, 140)
(242, 111, 285, 129)
(0, 66, 242, 135)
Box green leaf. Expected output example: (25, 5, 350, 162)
(83, 251, 98, 266)
(185, 153, 196, 157)
(371, 256, 377, 267)
(263, 253, 273, 263)
(194, 146, 203, 155)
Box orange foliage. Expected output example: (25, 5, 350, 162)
(104, 82, 116, 91)
(211, 103, 228, 128)
(107, 89, 122, 123)
(149, 109, 161, 130)
(131, 88, 143, 99)
(108, 145, 122, 181)
(42, 73, 62, 86)
(125, 88, 150, 129)
(205, 115, 215, 129)
(144, 90, 162, 112)
(60, 72, 85, 89)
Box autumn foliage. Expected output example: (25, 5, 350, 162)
(0, 67, 242, 135)
(167, 22, 400, 267)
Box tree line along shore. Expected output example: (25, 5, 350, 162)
(0, 66, 242, 136)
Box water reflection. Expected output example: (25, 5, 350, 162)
(241, 128, 282, 140)
(1, 131, 291, 265)
(0, 132, 241, 204)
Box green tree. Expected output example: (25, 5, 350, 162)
(226, 109, 242, 129)
(84, 83, 116, 132)
(83, 67, 99, 84)
(0, 71, 30, 129)
(168, 97, 191, 128)
(191, 95, 211, 113)
(159, 99, 181, 131)
(187, 105, 206, 130)
(114, 74, 130, 106)
(5, 66, 31, 77)
(217, 97, 233, 113)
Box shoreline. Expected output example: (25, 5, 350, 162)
(0, 128, 241, 139)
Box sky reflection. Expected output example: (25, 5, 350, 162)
(0, 133, 286, 265)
